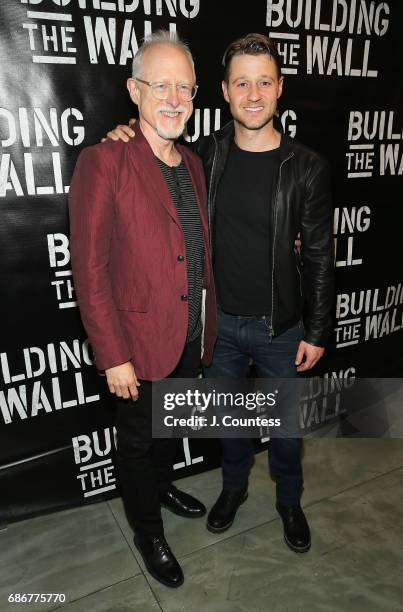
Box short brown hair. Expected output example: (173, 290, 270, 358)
(222, 33, 282, 82)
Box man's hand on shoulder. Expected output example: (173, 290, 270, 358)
(101, 118, 137, 143)
(105, 361, 140, 400)
(295, 341, 324, 372)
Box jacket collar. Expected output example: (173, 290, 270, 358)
(126, 125, 208, 239)
(127, 125, 180, 224)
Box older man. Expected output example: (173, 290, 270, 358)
(69, 31, 217, 588)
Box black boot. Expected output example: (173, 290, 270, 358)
(133, 533, 184, 587)
(206, 489, 248, 533)
(276, 502, 311, 553)
(160, 485, 206, 518)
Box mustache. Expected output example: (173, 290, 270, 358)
(157, 105, 188, 114)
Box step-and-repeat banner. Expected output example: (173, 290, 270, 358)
(1, 1, 402, 524)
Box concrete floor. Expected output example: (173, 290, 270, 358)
(1, 439, 403, 612)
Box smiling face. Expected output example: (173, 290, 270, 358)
(222, 53, 283, 132)
(127, 43, 195, 141)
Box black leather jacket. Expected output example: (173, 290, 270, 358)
(193, 120, 334, 347)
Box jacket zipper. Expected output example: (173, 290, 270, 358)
(207, 133, 218, 251)
(268, 152, 294, 342)
(296, 255, 302, 297)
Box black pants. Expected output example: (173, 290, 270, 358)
(115, 336, 201, 536)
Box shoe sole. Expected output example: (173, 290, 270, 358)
(160, 503, 206, 518)
(283, 533, 311, 553)
(133, 538, 184, 588)
(206, 492, 248, 533)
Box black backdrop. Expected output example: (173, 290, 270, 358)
(1, 0, 403, 524)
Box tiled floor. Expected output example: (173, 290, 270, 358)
(2, 440, 403, 611)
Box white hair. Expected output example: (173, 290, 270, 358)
(131, 30, 195, 79)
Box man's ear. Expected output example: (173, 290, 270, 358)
(221, 80, 230, 104)
(127, 78, 139, 105)
(277, 75, 284, 100)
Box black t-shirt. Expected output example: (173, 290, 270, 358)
(214, 140, 280, 315)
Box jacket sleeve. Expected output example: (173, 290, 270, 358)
(300, 157, 335, 347)
(68, 146, 132, 371)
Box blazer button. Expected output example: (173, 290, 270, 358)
(181, 294, 188, 301)
(177, 255, 184, 261)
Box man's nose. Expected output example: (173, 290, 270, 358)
(166, 84, 180, 107)
(247, 83, 261, 101)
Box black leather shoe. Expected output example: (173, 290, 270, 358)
(206, 489, 248, 533)
(160, 485, 206, 518)
(276, 502, 311, 553)
(133, 533, 184, 588)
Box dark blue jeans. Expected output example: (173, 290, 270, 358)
(204, 308, 304, 505)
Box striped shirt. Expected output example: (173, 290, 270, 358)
(157, 157, 204, 343)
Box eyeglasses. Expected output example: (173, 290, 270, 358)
(135, 78, 198, 101)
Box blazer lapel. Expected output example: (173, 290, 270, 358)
(127, 128, 180, 225)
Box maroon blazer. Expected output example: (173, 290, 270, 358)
(68, 128, 217, 380)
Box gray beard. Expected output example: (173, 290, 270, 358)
(156, 125, 185, 140)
